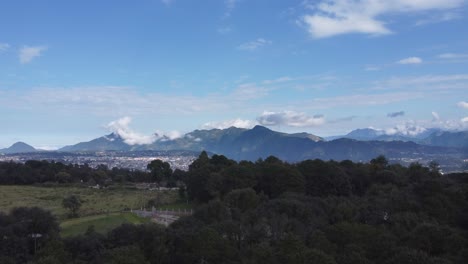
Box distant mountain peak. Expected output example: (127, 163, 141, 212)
(252, 125, 271, 131)
(0, 141, 37, 154)
(104, 133, 121, 142)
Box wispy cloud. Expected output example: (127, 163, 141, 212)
(458, 101, 468, 109)
(397, 57, 423, 64)
(365, 66, 380, 71)
(308, 92, 424, 109)
(385, 122, 428, 136)
(415, 11, 461, 25)
(107, 116, 182, 144)
(232, 83, 270, 100)
(224, 0, 240, 18)
(384, 116, 468, 134)
(161, 0, 174, 6)
(328, 115, 358, 124)
(19, 45, 47, 64)
(262, 76, 293, 85)
(257, 111, 325, 127)
(373, 74, 468, 90)
(202, 118, 256, 130)
(238, 38, 272, 51)
(438, 53, 468, 59)
(0, 43, 10, 53)
(217, 26, 232, 34)
(387, 111, 405, 118)
(301, 0, 465, 38)
(0, 83, 274, 119)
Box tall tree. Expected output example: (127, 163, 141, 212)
(147, 159, 173, 183)
(62, 195, 82, 218)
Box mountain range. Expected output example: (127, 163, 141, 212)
(328, 128, 468, 148)
(2, 126, 466, 165)
(52, 125, 467, 163)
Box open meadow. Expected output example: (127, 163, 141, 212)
(0, 185, 183, 235)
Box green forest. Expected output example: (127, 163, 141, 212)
(1, 152, 468, 263)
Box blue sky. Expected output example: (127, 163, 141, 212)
(0, 0, 468, 149)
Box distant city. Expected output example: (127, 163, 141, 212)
(0, 151, 197, 172)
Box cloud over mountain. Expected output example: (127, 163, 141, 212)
(202, 118, 256, 130)
(106, 117, 157, 145)
(257, 111, 325, 127)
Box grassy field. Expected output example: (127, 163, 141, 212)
(60, 212, 150, 237)
(0, 185, 179, 220)
(0, 185, 189, 236)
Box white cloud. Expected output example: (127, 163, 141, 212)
(0, 43, 10, 52)
(438, 53, 468, 59)
(238, 38, 272, 51)
(397, 57, 423, 64)
(202, 118, 256, 129)
(154, 130, 182, 141)
(107, 117, 157, 145)
(458, 101, 468, 109)
(19, 45, 47, 64)
(385, 123, 427, 136)
(301, 0, 464, 38)
(302, 13, 391, 39)
(382, 113, 468, 136)
(257, 111, 325, 127)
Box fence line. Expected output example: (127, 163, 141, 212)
(132, 208, 193, 218)
(131, 208, 193, 226)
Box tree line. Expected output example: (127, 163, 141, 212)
(0, 160, 183, 186)
(1, 152, 468, 263)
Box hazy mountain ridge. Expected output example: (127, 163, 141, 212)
(420, 131, 468, 148)
(0, 142, 37, 154)
(329, 128, 468, 148)
(52, 126, 467, 164)
(59, 133, 133, 152)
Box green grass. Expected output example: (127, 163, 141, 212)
(60, 212, 150, 237)
(0, 185, 178, 220)
(0, 185, 189, 236)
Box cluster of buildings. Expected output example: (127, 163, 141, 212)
(0, 151, 197, 171)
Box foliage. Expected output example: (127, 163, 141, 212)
(63, 194, 82, 217)
(60, 212, 150, 237)
(1, 154, 468, 264)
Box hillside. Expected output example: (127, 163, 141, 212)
(0, 142, 37, 154)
